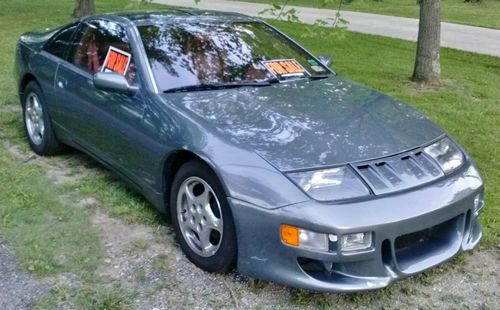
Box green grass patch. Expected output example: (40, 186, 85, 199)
(35, 283, 135, 310)
(235, 0, 500, 29)
(0, 146, 102, 276)
(63, 174, 163, 225)
(0, 111, 28, 146)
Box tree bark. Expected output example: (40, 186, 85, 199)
(412, 0, 441, 85)
(72, 0, 96, 18)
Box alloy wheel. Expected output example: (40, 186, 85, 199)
(25, 93, 45, 146)
(176, 176, 224, 257)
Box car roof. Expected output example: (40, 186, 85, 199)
(90, 9, 259, 27)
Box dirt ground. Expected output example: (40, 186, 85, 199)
(1, 107, 499, 309)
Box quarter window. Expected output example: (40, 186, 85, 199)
(43, 23, 78, 59)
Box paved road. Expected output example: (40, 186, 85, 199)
(154, 0, 500, 57)
(0, 239, 50, 309)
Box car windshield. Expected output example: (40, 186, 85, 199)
(138, 21, 330, 92)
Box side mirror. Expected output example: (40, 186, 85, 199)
(317, 54, 333, 67)
(93, 72, 138, 96)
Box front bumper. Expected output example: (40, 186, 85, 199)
(230, 163, 483, 292)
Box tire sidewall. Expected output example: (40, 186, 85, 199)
(170, 160, 237, 273)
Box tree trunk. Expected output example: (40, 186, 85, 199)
(412, 0, 441, 85)
(72, 0, 95, 18)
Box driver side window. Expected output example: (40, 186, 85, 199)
(68, 20, 137, 84)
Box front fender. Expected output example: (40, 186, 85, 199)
(176, 134, 311, 210)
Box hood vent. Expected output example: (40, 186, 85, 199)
(354, 151, 444, 195)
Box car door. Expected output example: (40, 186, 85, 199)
(54, 19, 149, 182)
(30, 22, 80, 122)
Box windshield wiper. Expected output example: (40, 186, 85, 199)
(164, 79, 278, 93)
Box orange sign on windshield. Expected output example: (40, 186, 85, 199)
(262, 59, 308, 78)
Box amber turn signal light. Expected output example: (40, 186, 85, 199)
(281, 224, 300, 246)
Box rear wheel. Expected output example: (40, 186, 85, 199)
(170, 160, 237, 273)
(22, 81, 65, 155)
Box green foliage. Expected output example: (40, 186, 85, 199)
(260, 0, 349, 39)
(302, 16, 348, 40)
(259, 2, 301, 22)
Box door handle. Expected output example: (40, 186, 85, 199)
(56, 77, 67, 89)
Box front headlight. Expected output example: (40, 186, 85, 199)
(424, 137, 464, 173)
(287, 166, 370, 201)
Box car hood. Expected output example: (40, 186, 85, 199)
(167, 76, 444, 171)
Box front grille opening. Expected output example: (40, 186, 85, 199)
(357, 165, 388, 190)
(297, 257, 339, 282)
(464, 210, 472, 243)
(297, 257, 328, 274)
(355, 150, 445, 195)
(297, 257, 385, 284)
(395, 216, 462, 273)
(297, 258, 356, 284)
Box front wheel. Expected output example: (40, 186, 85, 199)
(170, 160, 237, 273)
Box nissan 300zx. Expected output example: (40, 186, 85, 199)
(15, 9, 485, 292)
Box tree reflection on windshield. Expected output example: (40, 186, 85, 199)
(138, 21, 329, 92)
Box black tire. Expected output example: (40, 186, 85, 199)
(21, 81, 66, 156)
(170, 160, 237, 273)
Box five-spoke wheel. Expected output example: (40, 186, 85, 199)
(171, 160, 237, 273)
(25, 92, 45, 146)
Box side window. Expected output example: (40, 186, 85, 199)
(43, 23, 79, 59)
(68, 20, 137, 83)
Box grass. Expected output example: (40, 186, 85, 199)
(0, 145, 102, 276)
(235, 0, 500, 29)
(63, 174, 163, 225)
(0, 0, 498, 307)
(35, 283, 135, 310)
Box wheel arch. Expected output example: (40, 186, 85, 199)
(161, 149, 230, 211)
(19, 73, 38, 95)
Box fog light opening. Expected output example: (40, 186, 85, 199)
(473, 193, 484, 216)
(341, 232, 373, 252)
